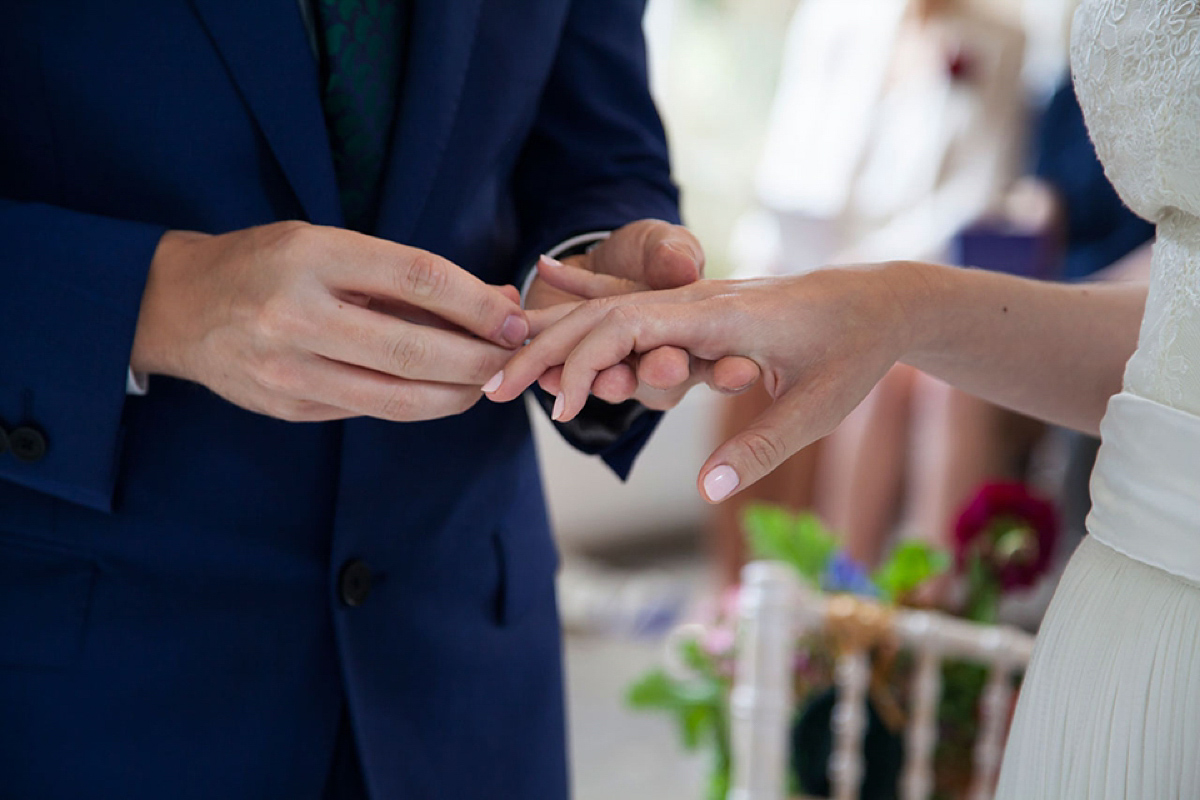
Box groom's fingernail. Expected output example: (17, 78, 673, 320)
(482, 371, 504, 394)
(703, 466, 740, 503)
(501, 314, 529, 346)
(539, 254, 565, 270)
(551, 393, 566, 422)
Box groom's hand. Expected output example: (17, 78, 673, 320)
(524, 220, 761, 409)
(131, 222, 528, 422)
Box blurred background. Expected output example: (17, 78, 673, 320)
(539, 1, 1151, 798)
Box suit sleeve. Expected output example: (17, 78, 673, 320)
(0, 198, 166, 512)
(511, 0, 680, 479)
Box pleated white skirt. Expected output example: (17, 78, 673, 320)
(994, 535, 1200, 799)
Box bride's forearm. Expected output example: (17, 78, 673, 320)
(892, 260, 1147, 435)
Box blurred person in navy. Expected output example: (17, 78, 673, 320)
(1032, 76, 1155, 283)
(0, 2, 754, 798)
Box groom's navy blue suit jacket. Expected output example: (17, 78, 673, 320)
(0, 1, 678, 797)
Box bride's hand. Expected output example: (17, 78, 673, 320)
(487, 260, 918, 503)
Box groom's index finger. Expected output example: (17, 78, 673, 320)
(336, 235, 529, 348)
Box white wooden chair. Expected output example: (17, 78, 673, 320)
(727, 561, 1035, 800)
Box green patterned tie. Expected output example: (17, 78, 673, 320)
(312, 0, 407, 231)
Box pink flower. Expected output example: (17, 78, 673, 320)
(953, 482, 1058, 591)
(703, 626, 736, 659)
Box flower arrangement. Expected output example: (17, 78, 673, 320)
(627, 482, 1059, 800)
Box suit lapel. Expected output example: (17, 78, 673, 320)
(374, 0, 486, 242)
(188, 0, 343, 226)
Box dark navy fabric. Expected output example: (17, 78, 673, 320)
(1034, 76, 1155, 280)
(0, 1, 678, 798)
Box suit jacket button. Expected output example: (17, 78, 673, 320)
(9, 426, 47, 463)
(338, 559, 373, 607)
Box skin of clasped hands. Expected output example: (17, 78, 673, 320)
(129, 219, 760, 426)
(487, 258, 919, 504)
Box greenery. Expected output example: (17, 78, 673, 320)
(743, 503, 950, 602)
(743, 504, 839, 586)
(873, 540, 952, 603)
(626, 638, 731, 800)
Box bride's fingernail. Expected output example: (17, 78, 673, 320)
(482, 371, 504, 394)
(703, 466, 740, 503)
(539, 254, 565, 270)
(551, 393, 566, 421)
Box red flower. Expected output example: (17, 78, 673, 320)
(953, 482, 1058, 591)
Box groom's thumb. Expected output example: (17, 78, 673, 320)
(641, 223, 705, 290)
(697, 390, 809, 504)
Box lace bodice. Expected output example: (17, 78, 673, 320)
(1072, 0, 1200, 414)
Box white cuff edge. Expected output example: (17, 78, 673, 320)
(126, 368, 149, 396)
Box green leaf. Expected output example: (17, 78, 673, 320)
(626, 669, 721, 710)
(627, 668, 726, 753)
(872, 540, 951, 602)
(680, 638, 720, 681)
(706, 764, 731, 800)
(679, 705, 714, 751)
(626, 670, 679, 710)
(743, 504, 837, 586)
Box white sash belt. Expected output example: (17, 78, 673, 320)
(1088, 391, 1200, 585)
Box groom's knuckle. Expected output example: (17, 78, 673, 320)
(377, 387, 415, 420)
(401, 252, 448, 301)
(387, 332, 428, 374)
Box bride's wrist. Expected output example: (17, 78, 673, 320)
(878, 259, 948, 362)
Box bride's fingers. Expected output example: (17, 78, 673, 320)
(697, 386, 816, 503)
(554, 303, 728, 421)
(489, 293, 734, 404)
(486, 301, 620, 402)
(537, 255, 646, 299)
(527, 302, 581, 337)
(537, 361, 640, 403)
(554, 320, 643, 422)
(536, 366, 564, 396)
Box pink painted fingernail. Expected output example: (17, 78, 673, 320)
(551, 393, 566, 422)
(501, 314, 529, 346)
(703, 466, 740, 503)
(538, 254, 565, 269)
(482, 371, 504, 394)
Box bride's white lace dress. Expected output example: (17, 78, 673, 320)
(995, 1, 1200, 796)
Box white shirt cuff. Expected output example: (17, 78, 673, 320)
(520, 231, 612, 308)
(127, 368, 149, 396)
